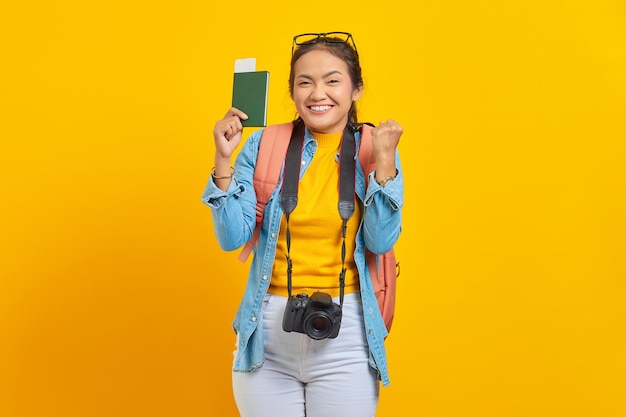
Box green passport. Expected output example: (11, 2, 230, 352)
(232, 71, 269, 127)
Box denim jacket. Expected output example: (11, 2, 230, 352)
(201, 125, 403, 387)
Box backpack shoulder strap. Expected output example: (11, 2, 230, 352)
(357, 123, 375, 183)
(238, 122, 294, 262)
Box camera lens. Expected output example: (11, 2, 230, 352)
(304, 313, 332, 340)
(310, 317, 328, 331)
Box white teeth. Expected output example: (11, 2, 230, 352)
(310, 105, 331, 111)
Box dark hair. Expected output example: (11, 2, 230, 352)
(289, 38, 364, 127)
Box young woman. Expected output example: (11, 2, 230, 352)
(202, 32, 404, 417)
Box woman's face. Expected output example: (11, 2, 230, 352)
(291, 49, 363, 134)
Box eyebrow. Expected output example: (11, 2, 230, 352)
(296, 70, 343, 79)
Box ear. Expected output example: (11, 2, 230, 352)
(352, 84, 364, 101)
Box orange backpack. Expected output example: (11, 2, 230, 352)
(238, 123, 399, 332)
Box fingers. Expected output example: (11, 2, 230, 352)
(212, 108, 248, 160)
(373, 119, 403, 140)
(215, 107, 249, 140)
(224, 106, 249, 121)
(215, 117, 243, 141)
(376, 119, 403, 133)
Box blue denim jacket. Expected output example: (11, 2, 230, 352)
(201, 126, 403, 387)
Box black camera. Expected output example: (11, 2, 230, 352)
(282, 292, 342, 340)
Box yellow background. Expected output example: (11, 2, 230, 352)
(1, 1, 625, 416)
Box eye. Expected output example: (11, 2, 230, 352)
(327, 79, 340, 84)
(298, 80, 312, 86)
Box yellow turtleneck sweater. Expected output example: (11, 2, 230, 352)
(269, 131, 361, 298)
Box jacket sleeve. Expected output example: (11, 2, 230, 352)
(201, 130, 263, 251)
(362, 150, 404, 254)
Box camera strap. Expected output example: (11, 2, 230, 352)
(280, 123, 357, 308)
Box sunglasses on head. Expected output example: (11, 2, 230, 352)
(292, 32, 358, 56)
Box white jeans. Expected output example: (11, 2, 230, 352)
(232, 292, 380, 417)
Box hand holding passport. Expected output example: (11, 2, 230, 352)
(232, 58, 269, 127)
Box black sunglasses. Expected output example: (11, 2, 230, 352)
(292, 32, 358, 56)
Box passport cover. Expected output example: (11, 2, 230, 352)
(232, 71, 269, 127)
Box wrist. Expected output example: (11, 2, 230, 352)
(375, 169, 398, 188)
(213, 157, 233, 177)
(211, 166, 235, 180)
(373, 154, 396, 176)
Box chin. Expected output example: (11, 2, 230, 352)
(301, 117, 338, 133)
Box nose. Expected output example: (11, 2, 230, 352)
(310, 83, 327, 100)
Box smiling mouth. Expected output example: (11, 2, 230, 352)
(309, 105, 332, 112)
